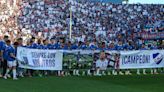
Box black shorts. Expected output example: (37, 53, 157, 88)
(0, 57, 2, 67)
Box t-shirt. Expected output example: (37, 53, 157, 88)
(37, 44, 44, 49)
(6, 45, 16, 61)
(96, 59, 108, 70)
(31, 43, 38, 49)
(115, 45, 124, 50)
(0, 40, 5, 51)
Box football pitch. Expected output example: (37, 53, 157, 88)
(0, 74, 164, 92)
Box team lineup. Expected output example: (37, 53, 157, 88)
(0, 0, 163, 92)
(0, 35, 163, 80)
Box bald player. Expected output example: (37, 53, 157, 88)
(95, 51, 108, 76)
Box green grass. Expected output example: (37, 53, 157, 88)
(0, 74, 164, 92)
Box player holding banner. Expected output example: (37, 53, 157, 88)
(113, 53, 124, 75)
(95, 51, 108, 76)
(3, 40, 19, 80)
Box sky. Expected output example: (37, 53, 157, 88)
(128, 0, 164, 4)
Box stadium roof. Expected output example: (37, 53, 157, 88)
(128, 0, 164, 4)
(77, 0, 123, 3)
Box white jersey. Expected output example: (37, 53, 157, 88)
(96, 59, 108, 70)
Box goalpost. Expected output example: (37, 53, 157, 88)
(69, 5, 72, 40)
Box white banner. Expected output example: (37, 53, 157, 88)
(119, 50, 164, 69)
(17, 47, 63, 70)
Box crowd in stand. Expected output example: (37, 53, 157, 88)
(0, 0, 23, 42)
(0, 0, 163, 50)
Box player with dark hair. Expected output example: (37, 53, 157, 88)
(3, 40, 18, 80)
(113, 53, 124, 75)
(17, 38, 25, 77)
(1, 35, 9, 77)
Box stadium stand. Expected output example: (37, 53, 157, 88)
(0, 0, 164, 50)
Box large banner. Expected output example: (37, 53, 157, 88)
(17, 47, 164, 70)
(17, 47, 63, 70)
(62, 50, 119, 70)
(134, 32, 164, 40)
(62, 50, 93, 70)
(119, 50, 164, 69)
